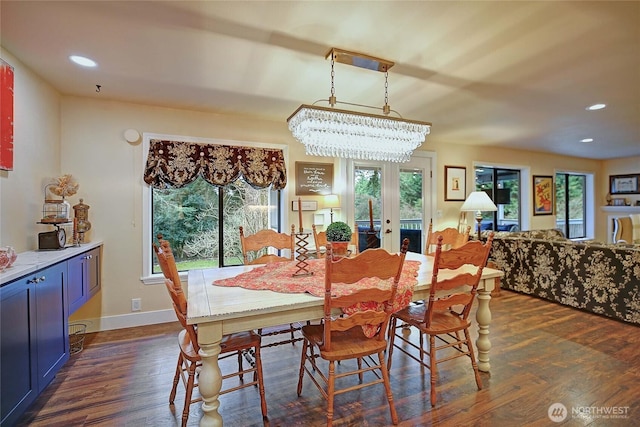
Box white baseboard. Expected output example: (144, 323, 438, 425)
(70, 309, 176, 333)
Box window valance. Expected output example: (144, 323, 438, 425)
(143, 139, 287, 190)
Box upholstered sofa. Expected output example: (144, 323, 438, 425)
(482, 229, 640, 325)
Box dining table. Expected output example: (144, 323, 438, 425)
(187, 251, 503, 427)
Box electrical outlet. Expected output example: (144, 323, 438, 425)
(131, 298, 141, 312)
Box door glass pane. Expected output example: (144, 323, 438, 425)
(568, 175, 586, 238)
(474, 167, 521, 232)
(152, 177, 219, 273)
(354, 165, 381, 250)
(399, 168, 423, 253)
(556, 173, 586, 239)
(556, 174, 567, 233)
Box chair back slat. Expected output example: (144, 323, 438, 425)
(437, 240, 489, 270)
(330, 311, 389, 333)
(429, 293, 473, 312)
(425, 223, 471, 255)
(425, 233, 493, 327)
(322, 238, 410, 350)
(331, 288, 392, 307)
(326, 248, 405, 284)
(239, 225, 295, 265)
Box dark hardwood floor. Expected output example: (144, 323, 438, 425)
(18, 290, 640, 426)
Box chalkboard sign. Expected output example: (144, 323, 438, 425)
(295, 162, 333, 195)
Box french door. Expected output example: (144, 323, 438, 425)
(345, 152, 433, 253)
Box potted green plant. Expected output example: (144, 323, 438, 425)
(325, 221, 352, 258)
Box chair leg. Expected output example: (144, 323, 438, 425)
(238, 350, 244, 381)
(182, 359, 197, 427)
(290, 323, 296, 345)
(170, 353, 182, 404)
(387, 317, 397, 371)
(357, 358, 363, 382)
(327, 361, 336, 427)
(464, 328, 483, 391)
(297, 339, 309, 396)
(254, 344, 268, 418)
(429, 335, 437, 407)
(379, 350, 399, 425)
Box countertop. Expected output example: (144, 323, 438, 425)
(0, 241, 103, 286)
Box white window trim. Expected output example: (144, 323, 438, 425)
(140, 132, 288, 285)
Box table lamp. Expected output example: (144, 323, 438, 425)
(324, 194, 340, 223)
(461, 191, 498, 240)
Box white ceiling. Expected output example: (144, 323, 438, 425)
(1, 1, 639, 160)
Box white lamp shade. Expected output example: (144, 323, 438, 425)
(461, 191, 498, 212)
(324, 194, 340, 209)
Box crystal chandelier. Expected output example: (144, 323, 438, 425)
(287, 48, 431, 163)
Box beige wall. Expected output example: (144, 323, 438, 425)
(602, 157, 640, 207)
(3, 49, 638, 330)
(0, 49, 61, 251)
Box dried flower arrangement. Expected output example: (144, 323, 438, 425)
(48, 174, 79, 199)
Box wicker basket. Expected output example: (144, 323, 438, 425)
(69, 323, 87, 355)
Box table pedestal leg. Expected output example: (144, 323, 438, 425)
(475, 285, 492, 372)
(197, 324, 223, 426)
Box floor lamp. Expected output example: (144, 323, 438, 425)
(461, 191, 497, 240)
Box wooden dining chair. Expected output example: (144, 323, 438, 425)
(312, 224, 359, 259)
(153, 236, 267, 426)
(297, 238, 410, 426)
(239, 225, 302, 348)
(239, 225, 295, 264)
(164, 278, 267, 426)
(424, 222, 471, 255)
(387, 233, 494, 407)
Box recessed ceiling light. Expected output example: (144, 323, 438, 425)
(580, 138, 594, 143)
(586, 103, 606, 111)
(69, 55, 97, 67)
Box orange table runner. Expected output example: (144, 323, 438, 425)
(213, 258, 421, 335)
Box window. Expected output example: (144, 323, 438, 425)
(151, 178, 281, 273)
(555, 173, 586, 239)
(142, 134, 287, 283)
(474, 166, 521, 232)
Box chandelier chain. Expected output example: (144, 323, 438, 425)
(330, 56, 335, 102)
(385, 71, 389, 106)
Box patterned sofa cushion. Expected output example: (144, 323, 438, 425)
(480, 228, 566, 241)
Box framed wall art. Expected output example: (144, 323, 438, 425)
(609, 174, 639, 195)
(1, 59, 14, 171)
(295, 162, 333, 196)
(444, 166, 466, 201)
(533, 175, 554, 215)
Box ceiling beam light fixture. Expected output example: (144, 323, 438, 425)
(287, 48, 431, 163)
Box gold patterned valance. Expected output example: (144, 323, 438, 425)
(143, 139, 287, 190)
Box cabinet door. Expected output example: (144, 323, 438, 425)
(67, 254, 86, 314)
(34, 262, 69, 392)
(67, 247, 101, 314)
(86, 247, 101, 298)
(1, 279, 37, 426)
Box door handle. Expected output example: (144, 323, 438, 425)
(385, 229, 392, 234)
